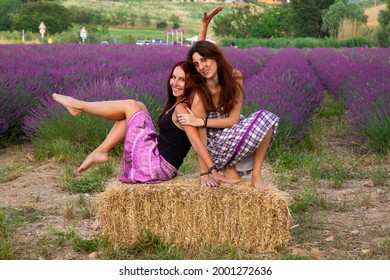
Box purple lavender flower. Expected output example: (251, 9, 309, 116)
(245, 48, 324, 142)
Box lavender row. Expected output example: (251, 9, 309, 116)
(245, 48, 324, 142)
(345, 64, 390, 152)
(339, 47, 390, 68)
(1, 44, 274, 140)
(222, 46, 276, 78)
(307, 47, 390, 151)
(0, 44, 188, 138)
(2, 44, 387, 151)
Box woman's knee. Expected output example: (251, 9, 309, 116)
(136, 101, 148, 113)
(124, 99, 146, 113)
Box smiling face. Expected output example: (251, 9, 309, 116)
(192, 52, 218, 80)
(170, 66, 186, 99)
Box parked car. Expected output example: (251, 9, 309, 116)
(152, 39, 164, 45)
(136, 40, 152, 45)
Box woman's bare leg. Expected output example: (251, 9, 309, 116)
(77, 119, 127, 172)
(52, 93, 149, 172)
(52, 93, 146, 121)
(252, 126, 274, 191)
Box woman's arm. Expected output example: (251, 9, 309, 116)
(174, 103, 240, 186)
(198, 6, 224, 41)
(189, 93, 211, 178)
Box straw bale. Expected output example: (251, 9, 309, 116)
(96, 177, 290, 253)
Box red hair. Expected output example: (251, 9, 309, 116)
(158, 61, 195, 122)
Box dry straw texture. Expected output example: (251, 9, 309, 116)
(97, 178, 291, 253)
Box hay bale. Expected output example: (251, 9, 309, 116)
(96, 178, 290, 253)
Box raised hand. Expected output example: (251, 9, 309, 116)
(199, 6, 224, 41)
(202, 6, 224, 26)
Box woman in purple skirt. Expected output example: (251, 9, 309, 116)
(52, 61, 238, 187)
(177, 7, 279, 190)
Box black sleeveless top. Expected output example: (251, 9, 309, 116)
(157, 104, 191, 169)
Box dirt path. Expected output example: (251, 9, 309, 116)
(365, 4, 387, 27)
(0, 143, 99, 259)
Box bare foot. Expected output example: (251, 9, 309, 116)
(253, 177, 268, 191)
(52, 93, 82, 116)
(77, 150, 109, 172)
(212, 172, 241, 185)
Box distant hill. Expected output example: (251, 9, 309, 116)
(60, 0, 236, 36)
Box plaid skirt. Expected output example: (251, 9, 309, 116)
(120, 111, 177, 183)
(207, 110, 279, 176)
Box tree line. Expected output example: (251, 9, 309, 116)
(0, 0, 389, 46)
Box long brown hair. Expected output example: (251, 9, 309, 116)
(186, 41, 242, 114)
(158, 61, 195, 122)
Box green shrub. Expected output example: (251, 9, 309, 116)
(221, 36, 375, 49)
(363, 117, 390, 154)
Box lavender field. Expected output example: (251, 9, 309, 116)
(0, 44, 389, 153)
(1, 44, 390, 261)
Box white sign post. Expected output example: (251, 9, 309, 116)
(80, 27, 87, 44)
(38, 21, 46, 44)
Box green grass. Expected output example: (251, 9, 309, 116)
(1, 207, 45, 225)
(289, 188, 329, 214)
(370, 166, 389, 186)
(72, 235, 100, 253)
(364, 116, 390, 153)
(0, 164, 19, 183)
(43, 228, 250, 260)
(64, 163, 114, 193)
(0, 206, 46, 260)
(178, 148, 199, 175)
(98, 230, 249, 260)
(289, 211, 325, 246)
(32, 113, 119, 163)
(380, 239, 390, 255)
(0, 209, 14, 260)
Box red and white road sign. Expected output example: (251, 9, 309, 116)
(38, 21, 46, 35)
(38, 22, 46, 30)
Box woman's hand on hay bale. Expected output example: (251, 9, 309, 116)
(201, 175, 219, 188)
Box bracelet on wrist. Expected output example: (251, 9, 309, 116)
(202, 117, 208, 128)
(208, 165, 218, 174)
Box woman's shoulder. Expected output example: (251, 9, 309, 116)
(174, 101, 189, 113)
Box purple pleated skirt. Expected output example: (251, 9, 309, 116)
(120, 110, 177, 183)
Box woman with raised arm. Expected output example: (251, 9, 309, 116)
(53, 61, 238, 187)
(178, 7, 279, 190)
